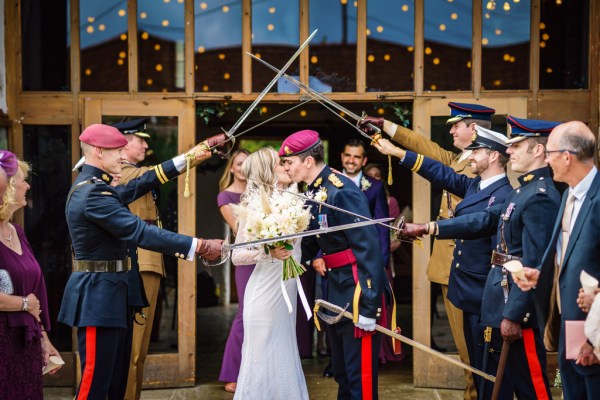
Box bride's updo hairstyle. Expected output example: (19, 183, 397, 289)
(240, 147, 278, 200)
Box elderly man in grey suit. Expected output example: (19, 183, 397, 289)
(515, 121, 600, 400)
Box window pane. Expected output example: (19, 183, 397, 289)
(482, 0, 530, 90)
(23, 125, 72, 350)
(138, 0, 185, 92)
(540, 0, 588, 89)
(424, 0, 472, 92)
(367, 1, 414, 92)
(194, 0, 243, 92)
(309, 0, 357, 92)
(80, 1, 129, 91)
(251, 1, 300, 93)
(22, 0, 70, 91)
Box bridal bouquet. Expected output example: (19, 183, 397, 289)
(233, 185, 312, 280)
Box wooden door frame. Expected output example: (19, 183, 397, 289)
(83, 98, 198, 388)
(411, 96, 528, 388)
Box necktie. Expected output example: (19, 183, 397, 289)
(556, 192, 576, 313)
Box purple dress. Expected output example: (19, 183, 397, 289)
(217, 191, 256, 383)
(0, 224, 51, 400)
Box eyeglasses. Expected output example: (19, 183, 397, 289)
(543, 149, 578, 157)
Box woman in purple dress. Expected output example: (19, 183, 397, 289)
(217, 149, 253, 393)
(0, 159, 63, 399)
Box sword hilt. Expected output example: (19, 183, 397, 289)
(200, 235, 231, 268)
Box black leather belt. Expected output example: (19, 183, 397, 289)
(491, 250, 522, 266)
(73, 258, 131, 273)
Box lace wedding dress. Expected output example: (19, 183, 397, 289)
(232, 226, 309, 400)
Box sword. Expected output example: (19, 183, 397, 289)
(247, 178, 407, 237)
(247, 53, 381, 141)
(479, 326, 493, 400)
(314, 299, 497, 383)
(203, 29, 318, 153)
(201, 218, 393, 268)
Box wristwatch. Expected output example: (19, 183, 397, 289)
(22, 296, 29, 311)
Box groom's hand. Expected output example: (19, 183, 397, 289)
(355, 315, 376, 331)
(312, 258, 326, 276)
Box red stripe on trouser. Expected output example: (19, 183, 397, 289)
(361, 335, 373, 400)
(77, 326, 97, 400)
(522, 328, 548, 400)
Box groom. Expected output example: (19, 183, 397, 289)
(280, 129, 386, 399)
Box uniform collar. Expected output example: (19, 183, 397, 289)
(517, 166, 551, 186)
(309, 165, 331, 188)
(81, 164, 113, 184)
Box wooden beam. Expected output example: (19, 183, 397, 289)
(299, 0, 309, 86)
(356, 0, 366, 93)
(128, 0, 138, 94)
(589, 0, 599, 134)
(5, 0, 22, 156)
(71, 0, 81, 178)
(472, 0, 482, 97)
(530, 0, 540, 118)
(185, 0, 195, 95)
(414, 0, 424, 95)
(242, 0, 252, 94)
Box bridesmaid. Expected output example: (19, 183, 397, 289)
(217, 149, 253, 393)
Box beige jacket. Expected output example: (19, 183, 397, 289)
(120, 163, 165, 277)
(390, 125, 475, 285)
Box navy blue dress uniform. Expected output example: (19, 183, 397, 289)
(358, 173, 390, 269)
(280, 130, 386, 400)
(398, 126, 513, 391)
(58, 124, 198, 400)
(434, 118, 562, 400)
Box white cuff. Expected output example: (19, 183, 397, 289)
(173, 154, 186, 172)
(186, 238, 198, 261)
(385, 123, 398, 138)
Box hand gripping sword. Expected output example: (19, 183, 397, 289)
(201, 218, 393, 268)
(201, 29, 318, 154)
(314, 299, 497, 383)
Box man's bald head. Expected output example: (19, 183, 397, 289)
(551, 121, 596, 162)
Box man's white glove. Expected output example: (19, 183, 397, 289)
(355, 315, 376, 331)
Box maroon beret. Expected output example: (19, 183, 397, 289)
(0, 150, 18, 177)
(79, 124, 128, 149)
(279, 130, 320, 157)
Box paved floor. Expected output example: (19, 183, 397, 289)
(43, 301, 563, 399)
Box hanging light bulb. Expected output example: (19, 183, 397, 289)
(486, 1, 496, 10)
(503, 2, 511, 11)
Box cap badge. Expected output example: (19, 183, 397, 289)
(328, 173, 343, 188)
(284, 146, 292, 155)
(523, 174, 534, 182)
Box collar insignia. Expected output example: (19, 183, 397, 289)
(313, 177, 323, 188)
(102, 174, 110, 182)
(328, 173, 343, 188)
(471, 132, 478, 142)
(523, 174, 534, 182)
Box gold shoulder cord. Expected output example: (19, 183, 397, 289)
(183, 143, 210, 198)
(370, 133, 393, 185)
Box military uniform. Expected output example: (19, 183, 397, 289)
(58, 124, 199, 400)
(120, 161, 165, 400)
(437, 166, 560, 399)
(399, 129, 513, 390)
(383, 104, 496, 400)
(301, 165, 386, 400)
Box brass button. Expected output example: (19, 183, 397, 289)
(180, 254, 185, 259)
(455, 263, 460, 268)
(460, 240, 464, 243)
(175, 252, 180, 257)
(376, 313, 381, 317)
(523, 317, 529, 323)
(458, 250, 462, 256)
(377, 308, 382, 312)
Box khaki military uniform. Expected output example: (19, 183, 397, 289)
(120, 162, 165, 400)
(390, 124, 477, 400)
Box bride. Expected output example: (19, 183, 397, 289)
(231, 147, 309, 400)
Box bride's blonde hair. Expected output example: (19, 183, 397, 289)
(240, 147, 278, 208)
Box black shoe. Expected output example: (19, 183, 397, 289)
(323, 362, 334, 378)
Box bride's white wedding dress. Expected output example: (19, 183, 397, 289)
(231, 228, 309, 400)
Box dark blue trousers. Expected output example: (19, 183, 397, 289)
(327, 319, 381, 400)
(463, 312, 484, 394)
(76, 326, 132, 400)
(482, 327, 550, 400)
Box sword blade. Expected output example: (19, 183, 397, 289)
(248, 53, 381, 137)
(227, 29, 318, 138)
(246, 178, 403, 234)
(315, 300, 497, 383)
(228, 218, 393, 250)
